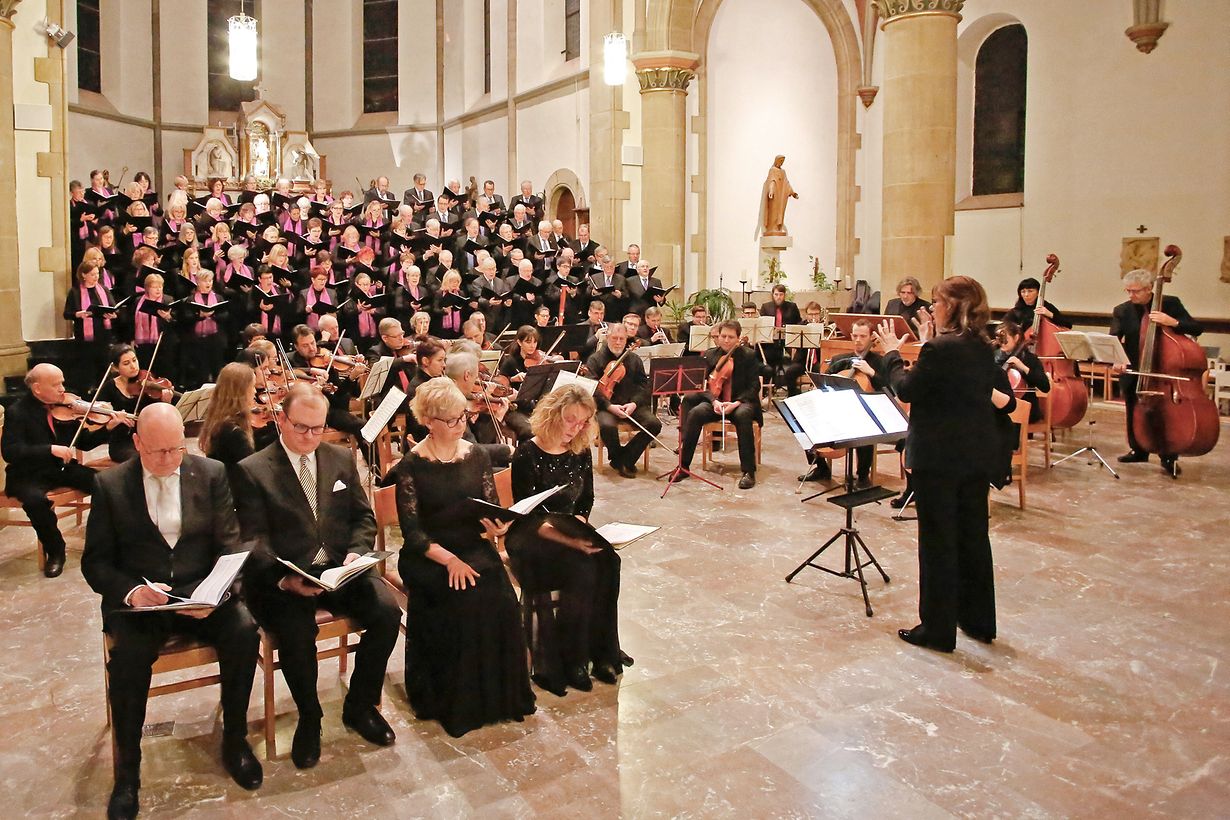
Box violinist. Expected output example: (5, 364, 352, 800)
(409, 310, 433, 338)
(673, 320, 763, 490)
(1005, 276, 1072, 330)
(498, 326, 551, 389)
(586, 323, 660, 478)
(1111, 268, 1203, 475)
(198, 362, 276, 484)
(462, 318, 489, 350)
(317, 313, 358, 356)
(994, 319, 1050, 423)
(95, 344, 144, 463)
(2, 364, 130, 577)
(63, 260, 120, 376)
(447, 351, 520, 450)
(799, 318, 888, 486)
(288, 325, 365, 438)
(340, 271, 385, 348)
(179, 270, 229, 387)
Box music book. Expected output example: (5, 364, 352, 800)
(87, 296, 130, 317)
(138, 297, 183, 316)
(308, 298, 339, 315)
(1054, 331, 1129, 365)
(447, 484, 566, 525)
(777, 387, 909, 450)
(359, 361, 397, 406)
(277, 553, 383, 591)
(781, 324, 827, 349)
(189, 299, 228, 313)
(131, 552, 249, 611)
(550, 369, 598, 396)
(647, 284, 677, 298)
(594, 522, 660, 550)
(633, 342, 686, 362)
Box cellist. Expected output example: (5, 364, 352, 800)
(994, 319, 1050, 422)
(1111, 267, 1203, 475)
(584, 323, 660, 478)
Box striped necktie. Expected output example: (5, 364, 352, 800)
(298, 454, 328, 566)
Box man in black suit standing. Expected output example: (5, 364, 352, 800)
(1110, 267, 1203, 476)
(83, 404, 262, 819)
(482, 179, 505, 213)
(570, 223, 599, 268)
(234, 385, 400, 768)
(588, 255, 627, 320)
(614, 243, 642, 280)
(760, 283, 804, 396)
(402, 172, 434, 216)
(624, 259, 665, 316)
(673, 320, 764, 489)
(1, 363, 128, 577)
(509, 180, 543, 222)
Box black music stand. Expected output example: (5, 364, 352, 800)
(650, 357, 722, 497)
(777, 388, 907, 616)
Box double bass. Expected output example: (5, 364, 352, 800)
(1131, 245, 1219, 458)
(1031, 253, 1088, 428)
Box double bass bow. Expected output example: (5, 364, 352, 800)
(1129, 245, 1219, 460)
(1030, 253, 1088, 428)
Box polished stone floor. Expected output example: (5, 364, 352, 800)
(2, 401, 1227, 818)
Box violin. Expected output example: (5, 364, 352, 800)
(706, 339, 748, 399)
(1028, 253, 1089, 428)
(478, 377, 516, 399)
(309, 349, 365, 375)
(1131, 245, 1219, 459)
(249, 403, 283, 429)
(50, 394, 137, 426)
(292, 365, 339, 394)
(123, 370, 177, 401)
(596, 339, 642, 400)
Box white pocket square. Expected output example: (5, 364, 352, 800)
(332, 480, 346, 492)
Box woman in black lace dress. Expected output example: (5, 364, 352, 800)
(506, 384, 631, 696)
(391, 376, 535, 737)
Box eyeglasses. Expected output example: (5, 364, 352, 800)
(144, 445, 187, 458)
(289, 422, 327, 435)
(434, 415, 466, 429)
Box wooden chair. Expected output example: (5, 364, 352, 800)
(594, 421, 653, 472)
(1215, 368, 1230, 416)
(493, 466, 513, 507)
(997, 400, 1032, 510)
(102, 633, 223, 774)
(372, 484, 409, 630)
(700, 420, 762, 470)
(1026, 391, 1053, 468)
(0, 487, 91, 571)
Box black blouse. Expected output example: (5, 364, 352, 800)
(511, 439, 594, 519)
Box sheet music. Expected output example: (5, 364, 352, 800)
(594, 522, 659, 548)
(359, 356, 393, 400)
(741, 315, 776, 345)
(781, 324, 825, 349)
(360, 386, 406, 444)
(509, 484, 565, 515)
(136, 551, 248, 609)
(551, 369, 598, 396)
(862, 392, 909, 435)
(175, 384, 215, 424)
(688, 329, 715, 352)
(788, 389, 883, 446)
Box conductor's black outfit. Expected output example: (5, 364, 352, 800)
(882, 332, 1015, 651)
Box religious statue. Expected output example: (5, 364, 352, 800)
(756, 155, 800, 238)
(206, 145, 229, 178)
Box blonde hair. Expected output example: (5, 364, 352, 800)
(411, 376, 467, 425)
(441, 270, 462, 291)
(531, 385, 598, 454)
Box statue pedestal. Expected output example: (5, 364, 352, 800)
(758, 234, 792, 288)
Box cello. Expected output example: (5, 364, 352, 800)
(1131, 245, 1219, 458)
(1031, 253, 1088, 428)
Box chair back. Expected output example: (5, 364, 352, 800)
(494, 467, 513, 507)
(373, 484, 396, 549)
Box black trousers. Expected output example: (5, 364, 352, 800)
(910, 470, 996, 649)
(597, 405, 661, 467)
(326, 405, 365, 437)
(1120, 374, 1145, 454)
(680, 395, 758, 474)
(806, 444, 873, 479)
(248, 573, 400, 719)
(9, 462, 98, 558)
(105, 599, 259, 781)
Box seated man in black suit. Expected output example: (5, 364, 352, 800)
(760, 283, 805, 396)
(82, 403, 261, 819)
(1, 363, 129, 577)
(586, 323, 662, 477)
(233, 384, 401, 768)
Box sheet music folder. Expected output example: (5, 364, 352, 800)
(776, 386, 908, 451)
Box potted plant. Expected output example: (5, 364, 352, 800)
(808, 255, 841, 309)
(686, 287, 737, 322)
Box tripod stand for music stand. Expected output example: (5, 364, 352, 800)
(1051, 416, 1119, 478)
(650, 356, 722, 497)
(785, 453, 894, 617)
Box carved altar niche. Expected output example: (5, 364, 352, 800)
(189, 127, 239, 181)
(1121, 237, 1159, 276)
(238, 98, 286, 182)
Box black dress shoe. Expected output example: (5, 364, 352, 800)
(531, 673, 568, 697)
(1117, 450, 1149, 463)
(591, 663, 620, 685)
(619, 651, 634, 667)
(290, 718, 321, 769)
(565, 665, 593, 692)
(43, 556, 65, 578)
(107, 780, 139, 820)
(737, 472, 756, 490)
(617, 464, 637, 479)
(897, 626, 954, 653)
(222, 737, 263, 790)
(1160, 455, 1181, 478)
(342, 705, 395, 747)
(669, 471, 690, 484)
(797, 465, 831, 482)
(889, 493, 911, 509)
(959, 625, 994, 645)
(855, 475, 873, 490)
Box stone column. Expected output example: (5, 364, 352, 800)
(877, 0, 963, 295)
(0, 2, 31, 380)
(634, 52, 696, 290)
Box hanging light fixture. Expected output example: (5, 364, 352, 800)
(228, 1, 259, 82)
(603, 32, 628, 86)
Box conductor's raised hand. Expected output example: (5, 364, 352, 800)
(874, 320, 902, 353)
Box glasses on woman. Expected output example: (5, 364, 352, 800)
(434, 415, 466, 429)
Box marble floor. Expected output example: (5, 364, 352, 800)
(2, 401, 1228, 818)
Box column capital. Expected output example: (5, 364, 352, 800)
(632, 50, 699, 94)
(875, 0, 964, 26)
(0, 0, 20, 25)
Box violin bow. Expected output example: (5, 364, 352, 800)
(323, 329, 347, 381)
(63, 364, 116, 469)
(256, 362, 284, 435)
(132, 331, 167, 415)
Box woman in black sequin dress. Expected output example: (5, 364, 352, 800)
(390, 376, 535, 737)
(506, 384, 630, 696)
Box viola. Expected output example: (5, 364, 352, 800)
(1029, 253, 1088, 428)
(1131, 245, 1219, 458)
(50, 394, 136, 426)
(123, 370, 177, 401)
(249, 403, 283, 429)
(596, 339, 642, 400)
(707, 339, 748, 399)
(309, 350, 364, 375)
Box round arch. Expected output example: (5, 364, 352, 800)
(543, 167, 587, 222)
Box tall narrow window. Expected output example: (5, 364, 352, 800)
(483, 0, 492, 95)
(77, 0, 101, 93)
(972, 24, 1027, 196)
(207, 0, 258, 112)
(363, 0, 398, 113)
(564, 0, 581, 62)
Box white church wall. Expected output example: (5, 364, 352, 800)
(313, 0, 362, 132)
(854, 22, 885, 299)
(705, 0, 839, 293)
(516, 85, 590, 210)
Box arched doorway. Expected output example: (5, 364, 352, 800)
(554, 187, 577, 237)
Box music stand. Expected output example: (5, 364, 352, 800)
(359, 356, 393, 402)
(518, 361, 580, 406)
(175, 385, 215, 425)
(359, 386, 407, 494)
(1049, 331, 1131, 478)
(649, 357, 722, 497)
(777, 387, 907, 616)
